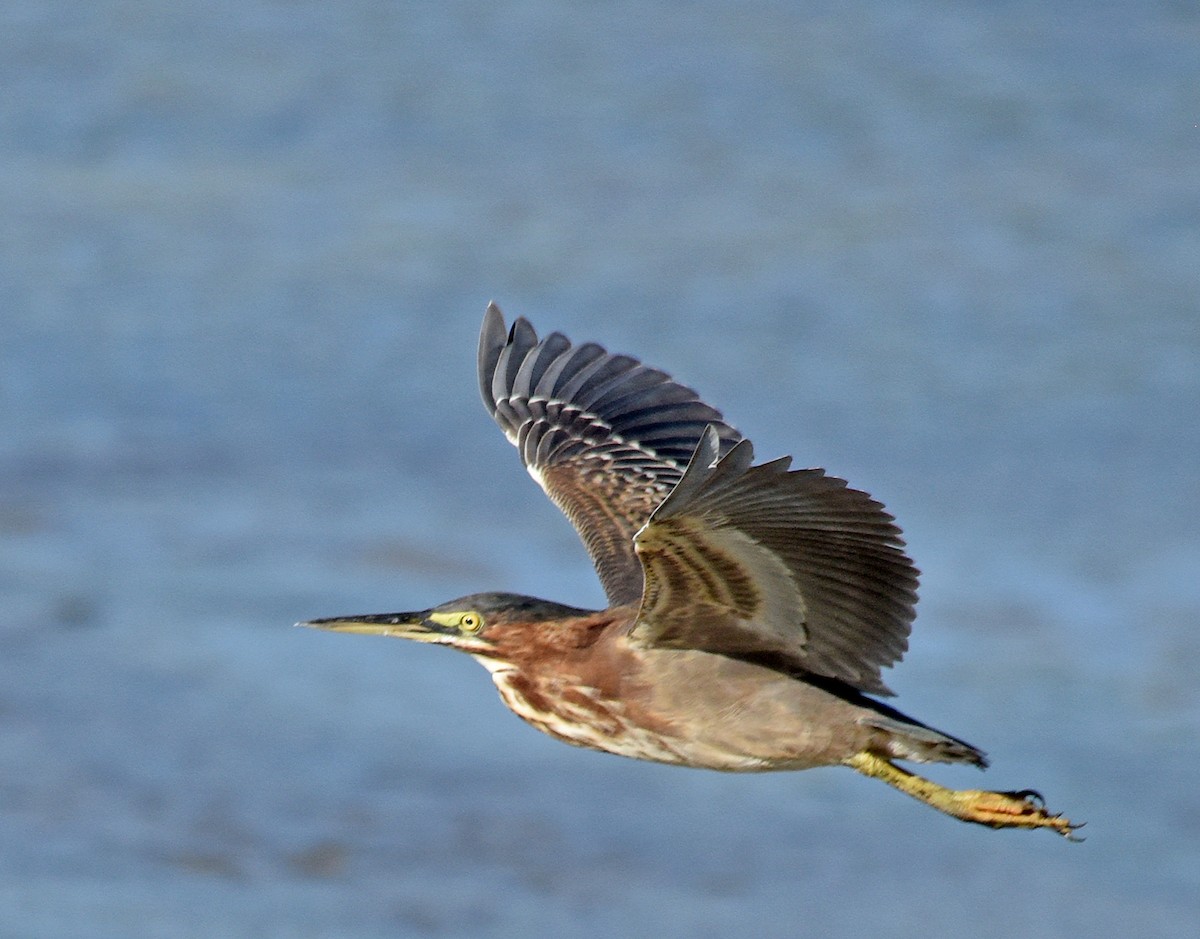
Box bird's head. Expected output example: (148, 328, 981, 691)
(300, 591, 599, 660)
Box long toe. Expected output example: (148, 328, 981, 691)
(949, 788, 1081, 839)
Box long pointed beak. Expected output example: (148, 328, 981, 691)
(297, 610, 441, 641)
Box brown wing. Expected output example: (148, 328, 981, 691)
(631, 427, 918, 695)
(478, 303, 742, 605)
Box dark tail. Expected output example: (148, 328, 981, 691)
(861, 710, 988, 767)
(793, 670, 988, 768)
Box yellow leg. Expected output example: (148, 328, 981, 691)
(846, 751, 1082, 840)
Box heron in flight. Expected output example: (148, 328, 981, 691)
(304, 303, 1078, 838)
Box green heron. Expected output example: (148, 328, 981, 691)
(303, 303, 1078, 838)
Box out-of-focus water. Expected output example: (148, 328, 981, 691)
(2, 2, 1197, 936)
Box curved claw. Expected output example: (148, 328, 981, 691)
(1001, 788, 1046, 807)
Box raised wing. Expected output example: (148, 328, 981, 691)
(479, 303, 741, 605)
(631, 426, 918, 694)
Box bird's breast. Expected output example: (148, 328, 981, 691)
(484, 667, 690, 764)
(483, 664, 773, 770)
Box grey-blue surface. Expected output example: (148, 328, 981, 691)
(3, 1, 1197, 936)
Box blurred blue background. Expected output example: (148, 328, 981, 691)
(2, 1, 1197, 936)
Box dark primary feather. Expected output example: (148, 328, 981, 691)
(478, 303, 740, 604)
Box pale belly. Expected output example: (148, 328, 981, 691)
(483, 664, 794, 772)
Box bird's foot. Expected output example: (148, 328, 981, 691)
(847, 751, 1082, 840)
(934, 785, 1083, 840)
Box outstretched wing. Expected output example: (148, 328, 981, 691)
(479, 303, 742, 605)
(631, 427, 918, 695)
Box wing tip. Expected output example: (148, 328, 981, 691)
(479, 301, 509, 411)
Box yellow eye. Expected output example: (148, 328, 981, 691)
(459, 612, 483, 633)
